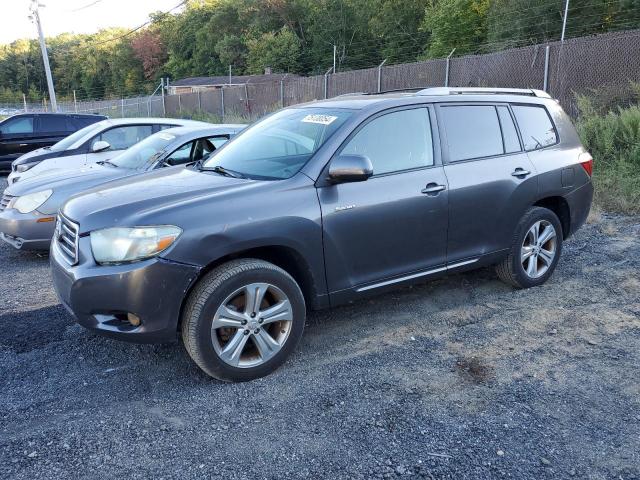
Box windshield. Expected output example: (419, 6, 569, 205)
(110, 131, 178, 169)
(201, 108, 352, 179)
(50, 121, 106, 152)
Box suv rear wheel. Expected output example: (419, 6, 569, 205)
(181, 259, 306, 382)
(496, 206, 563, 289)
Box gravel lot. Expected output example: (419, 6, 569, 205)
(1, 175, 639, 479)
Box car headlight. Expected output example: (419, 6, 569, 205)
(11, 189, 53, 214)
(90, 226, 182, 264)
(16, 163, 36, 173)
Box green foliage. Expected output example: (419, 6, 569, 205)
(576, 95, 640, 214)
(487, 0, 640, 49)
(246, 28, 301, 74)
(422, 0, 490, 57)
(0, 0, 638, 104)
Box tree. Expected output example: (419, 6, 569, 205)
(369, 0, 430, 64)
(131, 30, 167, 80)
(422, 0, 490, 58)
(246, 27, 301, 74)
(215, 35, 248, 72)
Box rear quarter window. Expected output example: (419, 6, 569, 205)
(512, 105, 558, 151)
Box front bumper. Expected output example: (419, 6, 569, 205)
(50, 234, 201, 343)
(0, 208, 56, 250)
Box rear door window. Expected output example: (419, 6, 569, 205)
(512, 105, 558, 151)
(91, 125, 154, 151)
(1, 116, 34, 135)
(341, 108, 433, 175)
(37, 115, 67, 133)
(497, 106, 521, 154)
(440, 105, 503, 162)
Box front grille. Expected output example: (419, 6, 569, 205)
(56, 213, 80, 265)
(0, 194, 14, 212)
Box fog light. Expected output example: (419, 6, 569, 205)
(127, 313, 141, 327)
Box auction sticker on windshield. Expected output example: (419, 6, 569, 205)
(302, 114, 337, 125)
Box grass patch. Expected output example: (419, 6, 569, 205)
(576, 94, 640, 215)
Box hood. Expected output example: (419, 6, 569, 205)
(62, 166, 259, 233)
(13, 146, 72, 166)
(6, 163, 128, 197)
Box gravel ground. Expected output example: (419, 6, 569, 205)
(1, 176, 639, 479)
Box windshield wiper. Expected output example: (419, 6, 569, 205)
(200, 165, 245, 178)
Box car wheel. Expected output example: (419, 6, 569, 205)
(181, 258, 306, 382)
(496, 206, 563, 289)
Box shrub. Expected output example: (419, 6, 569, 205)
(576, 96, 640, 214)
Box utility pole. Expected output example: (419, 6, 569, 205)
(29, 0, 57, 112)
(561, 0, 570, 42)
(229, 65, 232, 85)
(332, 45, 337, 74)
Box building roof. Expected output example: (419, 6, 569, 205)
(170, 73, 298, 87)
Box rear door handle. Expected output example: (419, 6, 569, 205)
(511, 168, 531, 178)
(421, 183, 446, 195)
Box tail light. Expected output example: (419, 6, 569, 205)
(578, 152, 593, 177)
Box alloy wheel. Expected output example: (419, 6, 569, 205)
(211, 283, 293, 368)
(521, 220, 557, 279)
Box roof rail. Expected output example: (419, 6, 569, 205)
(416, 87, 551, 98)
(334, 92, 368, 97)
(334, 88, 425, 97)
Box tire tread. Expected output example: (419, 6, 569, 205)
(495, 206, 562, 289)
(181, 258, 301, 381)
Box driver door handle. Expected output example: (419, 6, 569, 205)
(511, 168, 531, 178)
(421, 183, 446, 195)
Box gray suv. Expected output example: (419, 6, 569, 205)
(50, 88, 594, 382)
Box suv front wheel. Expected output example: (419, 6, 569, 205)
(496, 206, 563, 289)
(181, 259, 306, 382)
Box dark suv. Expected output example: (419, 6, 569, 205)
(51, 88, 593, 382)
(0, 113, 106, 172)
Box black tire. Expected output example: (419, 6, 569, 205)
(181, 259, 306, 382)
(496, 206, 563, 289)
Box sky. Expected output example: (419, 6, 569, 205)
(1, 0, 183, 45)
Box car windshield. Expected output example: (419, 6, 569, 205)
(110, 131, 178, 169)
(50, 121, 106, 152)
(201, 108, 352, 179)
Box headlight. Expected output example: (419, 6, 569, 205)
(11, 189, 53, 214)
(90, 226, 182, 264)
(16, 163, 36, 173)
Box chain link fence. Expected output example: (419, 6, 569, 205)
(0, 94, 165, 118)
(162, 29, 640, 121)
(3, 29, 639, 121)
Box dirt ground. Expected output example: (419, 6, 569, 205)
(1, 174, 639, 479)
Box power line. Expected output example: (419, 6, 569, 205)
(67, 0, 104, 12)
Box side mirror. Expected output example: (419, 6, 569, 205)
(328, 154, 373, 183)
(91, 140, 110, 153)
